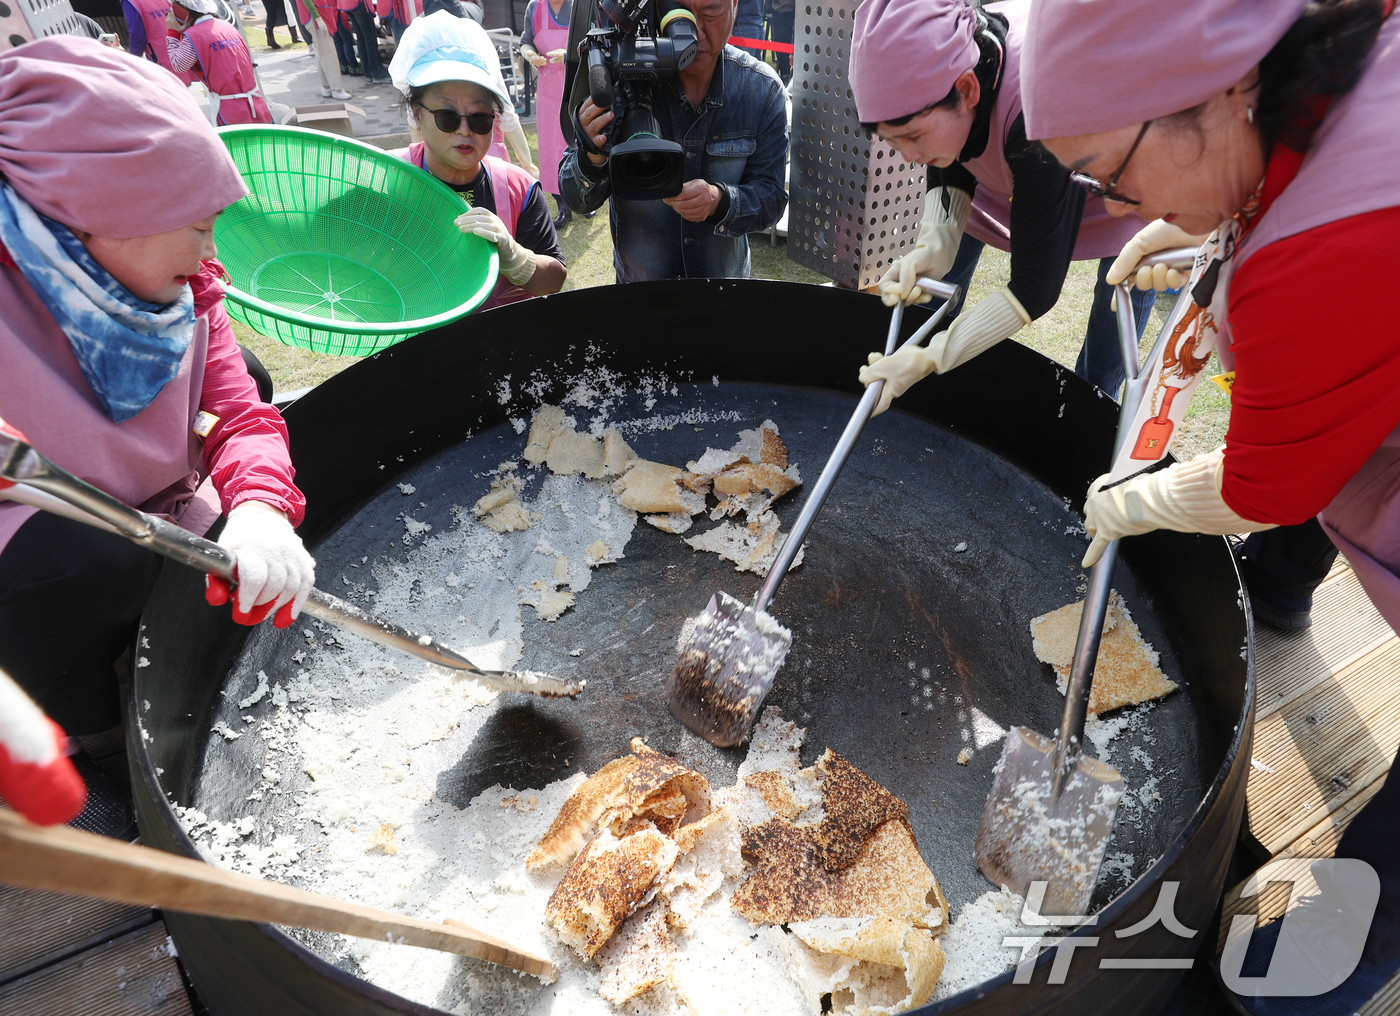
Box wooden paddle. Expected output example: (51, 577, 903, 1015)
(0, 809, 557, 980)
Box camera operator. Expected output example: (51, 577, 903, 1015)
(558, 0, 787, 282)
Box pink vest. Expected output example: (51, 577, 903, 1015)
(530, 0, 570, 193)
(0, 266, 211, 555)
(1224, 14, 1400, 628)
(961, 0, 1145, 261)
(185, 17, 271, 125)
(392, 146, 538, 309)
(127, 0, 195, 83)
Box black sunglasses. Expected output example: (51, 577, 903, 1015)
(419, 105, 496, 136)
(1069, 120, 1152, 207)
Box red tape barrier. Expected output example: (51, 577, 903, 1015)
(728, 35, 795, 53)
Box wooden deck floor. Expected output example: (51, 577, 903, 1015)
(1218, 558, 1400, 1015)
(0, 727, 197, 1016)
(2, 563, 1394, 1014)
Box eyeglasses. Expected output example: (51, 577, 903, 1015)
(1069, 120, 1152, 207)
(419, 106, 496, 136)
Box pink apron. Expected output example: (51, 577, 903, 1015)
(392, 145, 538, 309)
(530, 0, 569, 194)
(961, 0, 1145, 261)
(184, 17, 271, 125)
(1225, 14, 1400, 630)
(126, 0, 194, 83)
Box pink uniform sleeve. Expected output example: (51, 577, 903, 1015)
(198, 302, 307, 527)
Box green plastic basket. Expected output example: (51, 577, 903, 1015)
(214, 125, 498, 356)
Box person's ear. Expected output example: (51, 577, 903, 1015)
(955, 69, 980, 112)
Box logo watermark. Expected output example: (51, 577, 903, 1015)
(1002, 858, 1379, 995)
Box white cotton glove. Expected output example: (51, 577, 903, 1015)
(1106, 219, 1209, 292)
(456, 207, 538, 287)
(877, 186, 973, 308)
(546, 47, 566, 62)
(503, 123, 539, 177)
(1081, 446, 1278, 567)
(859, 287, 1031, 414)
(216, 501, 317, 618)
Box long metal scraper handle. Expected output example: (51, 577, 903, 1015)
(0, 435, 580, 698)
(752, 278, 961, 614)
(1048, 247, 1198, 797)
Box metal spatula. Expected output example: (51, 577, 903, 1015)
(974, 248, 1199, 917)
(0, 432, 582, 699)
(668, 278, 962, 746)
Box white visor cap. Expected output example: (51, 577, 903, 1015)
(388, 10, 512, 107)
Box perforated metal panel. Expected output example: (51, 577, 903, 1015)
(1, 0, 83, 51)
(786, 0, 925, 289)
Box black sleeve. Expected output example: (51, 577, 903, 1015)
(703, 185, 732, 225)
(514, 183, 566, 265)
(1003, 112, 1086, 321)
(928, 161, 978, 200)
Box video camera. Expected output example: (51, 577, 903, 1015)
(562, 0, 698, 199)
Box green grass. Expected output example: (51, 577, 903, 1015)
(230, 123, 1229, 458)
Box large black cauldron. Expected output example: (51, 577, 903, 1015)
(128, 280, 1253, 1016)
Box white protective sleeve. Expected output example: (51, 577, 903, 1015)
(503, 122, 537, 174)
(876, 186, 973, 307)
(858, 287, 1031, 413)
(1081, 446, 1278, 566)
(924, 285, 1031, 374)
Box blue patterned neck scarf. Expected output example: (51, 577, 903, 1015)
(0, 181, 195, 423)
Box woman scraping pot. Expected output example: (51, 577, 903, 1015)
(0, 39, 313, 838)
(1023, 0, 1400, 1012)
(387, 11, 567, 309)
(847, 0, 1154, 404)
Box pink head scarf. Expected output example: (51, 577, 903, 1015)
(850, 0, 980, 124)
(1022, 0, 1310, 139)
(0, 37, 248, 238)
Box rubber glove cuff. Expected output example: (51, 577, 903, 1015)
(215, 501, 316, 620)
(877, 186, 973, 308)
(503, 123, 539, 177)
(1081, 446, 1278, 567)
(0, 670, 86, 825)
(924, 286, 1030, 375)
(457, 207, 538, 287)
(857, 287, 1029, 414)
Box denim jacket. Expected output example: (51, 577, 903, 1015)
(559, 46, 788, 283)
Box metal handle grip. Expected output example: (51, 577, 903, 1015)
(1047, 249, 1193, 797)
(0, 434, 581, 698)
(1137, 247, 1199, 271)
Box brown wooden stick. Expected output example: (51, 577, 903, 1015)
(0, 810, 556, 980)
